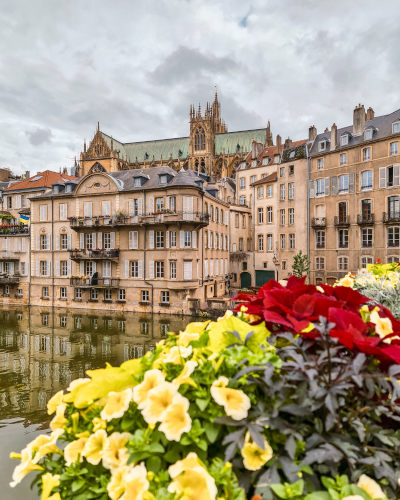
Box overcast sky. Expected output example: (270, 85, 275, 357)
(0, 0, 399, 175)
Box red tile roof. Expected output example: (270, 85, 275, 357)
(244, 140, 308, 165)
(251, 172, 278, 186)
(4, 170, 77, 192)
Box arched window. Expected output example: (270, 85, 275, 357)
(89, 162, 106, 173)
(195, 127, 205, 151)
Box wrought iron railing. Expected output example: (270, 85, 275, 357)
(0, 276, 20, 283)
(315, 242, 325, 249)
(0, 225, 29, 235)
(357, 214, 374, 225)
(69, 249, 120, 260)
(334, 216, 350, 226)
(311, 217, 326, 228)
(70, 278, 120, 288)
(383, 211, 400, 224)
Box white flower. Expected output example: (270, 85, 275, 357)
(132, 369, 165, 409)
(163, 345, 193, 364)
(357, 475, 386, 499)
(210, 376, 251, 420)
(159, 394, 192, 441)
(82, 429, 107, 465)
(102, 432, 131, 470)
(141, 382, 178, 424)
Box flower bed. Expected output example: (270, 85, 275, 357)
(9, 277, 400, 500)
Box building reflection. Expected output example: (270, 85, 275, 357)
(0, 307, 197, 425)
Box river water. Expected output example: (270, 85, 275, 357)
(0, 306, 200, 499)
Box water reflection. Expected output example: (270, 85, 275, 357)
(0, 306, 199, 425)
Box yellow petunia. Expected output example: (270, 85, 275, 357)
(121, 463, 149, 500)
(100, 388, 133, 422)
(25, 429, 64, 464)
(370, 311, 395, 343)
(241, 431, 273, 471)
(10, 448, 44, 487)
(178, 331, 200, 346)
(141, 382, 178, 424)
(103, 432, 131, 470)
(210, 376, 251, 421)
(50, 403, 68, 431)
(159, 394, 192, 442)
(172, 360, 198, 387)
(67, 378, 90, 392)
(47, 390, 64, 415)
(316, 286, 325, 293)
(41, 472, 60, 500)
(339, 276, 354, 288)
(82, 429, 108, 465)
(107, 465, 133, 500)
(168, 452, 204, 478)
(163, 345, 193, 364)
(64, 437, 88, 466)
(92, 417, 107, 432)
(168, 466, 217, 500)
(357, 474, 386, 499)
(132, 369, 165, 409)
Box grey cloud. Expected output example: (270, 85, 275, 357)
(25, 127, 53, 146)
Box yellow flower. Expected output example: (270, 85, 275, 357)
(48, 494, 61, 500)
(357, 474, 386, 499)
(93, 417, 107, 432)
(67, 378, 90, 392)
(301, 323, 315, 333)
(159, 394, 192, 441)
(178, 331, 200, 346)
(141, 382, 178, 424)
(50, 403, 68, 431)
(23, 430, 63, 464)
(339, 276, 354, 288)
(172, 360, 198, 387)
(241, 431, 273, 471)
(168, 461, 217, 500)
(41, 472, 60, 500)
(217, 310, 234, 322)
(316, 286, 325, 293)
(121, 463, 149, 500)
(82, 429, 108, 465)
(100, 388, 133, 421)
(64, 437, 88, 466)
(168, 452, 203, 478)
(103, 432, 131, 470)
(47, 390, 64, 415)
(133, 369, 165, 409)
(370, 311, 394, 343)
(10, 448, 44, 487)
(342, 496, 367, 500)
(107, 465, 132, 500)
(210, 376, 251, 420)
(163, 345, 193, 364)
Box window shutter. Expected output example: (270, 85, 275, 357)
(56, 261, 60, 277)
(67, 260, 71, 277)
(210, 259, 214, 276)
(110, 232, 115, 249)
(214, 233, 217, 248)
(204, 259, 208, 277)
(180, 230, 184, 248)
(47, 234, 51, 250)
(138, 260, 143, 279)
(148, 197, 154, 214)
(93, 232, 98, 248)
(166, 197, 170, 209)
(129, 231, 133, 249)
(98, 233, 102, 249)
(209, 232, 212, 249)
(325, 177, 330, 196)
(224, 210, 228, 225)
(331, 176, 338, 195)
(14, 238, 19, 252)
(349, 172, 355, 193)
(149, 261, 154, 279)
(36, 234, 40, 251)
(125, 260, 129, 278)
(138, 198, 143, 215)
(80, 233, 84, 249)
(225, 259, 228, 274)
(129, 199, 134, 216)
(192, 231, 196, 248)
(56, 234, 60, 251)
(309, 180, 315, 198)
(80, 262, 84, 275)
(13, 196, 17, 209)
(9, 262, 14, 275)
(379, 167, 386, 188)
(36, 261, 40, 277)
(184, 261, 192, 280)
(133, 231, 138, 249)
(393, 165, 400, 187)
(21, 238, 26, 252)
(166, 231, 170, 249)
(47, 260, 51, 277)
(92, 261, 96, 273)
(149, 231, 154, 249)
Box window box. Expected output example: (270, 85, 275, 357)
(73, 298, 82, 302)
(88, 299, 98, 303)
(139, 301, 150, 306)
(159, 302, 170, 307)
(59, 298, 67, 301)
(103, 299, 112, 303)
(41, 296, 50, 300)
(117, 300, 126, 303)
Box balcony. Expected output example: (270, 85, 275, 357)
(0, 251, 20, 260)
(0, 225, 29, 236)
(357, 214, 374, 225)
(69, 212, 210, 230)
(0, 276, 20, 284)
(311, 217, 326, 229)
(334, 216, 350, 227)
(338, 242, 349, 249)
(70, 278, 120, 288)
(69, 249, 120, 261)
(315, 242, 325, 249)
(383, 211, 400, 224)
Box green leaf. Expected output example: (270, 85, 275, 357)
(271, 484, 289, 499)
(197, 439, 208, 451)
(72, 479, 86, 493)
(305, 492, 332, 500)
(348, 485, 372, 500)
(300, 465, 313, 476)
(146, 456, 163, 473)
(189, 332, 210, 348)
(321, 478, 337, 490)
(291, 480, 304, 497)
(196, 398, 210, 411)
(149, 442, 165, 453)
(203, 421, 221, 443)
(164, 448, 181, 464)
(328, 489, 340, 500)
(129, 451, 151, 463)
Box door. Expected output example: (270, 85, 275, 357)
(255, 270, 275, 287)
(240, 272, 251, 289)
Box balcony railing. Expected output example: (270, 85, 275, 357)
(311, 217, 326, 228)
(338, 242, 349, 249)
(69, 212, 210, 230)
(334, 216, 350, 227)
(69, 249, 120, 260)
(0, 225, 29, 236)
(383, 211, 400, 224)
(315, 242, 325, 249)
(0, 276, 20, 284)
(388, 241, 400, 248)
(361, 242, 373, 248)
(357, 214, 374, 225)
(70, 278, 120, 288)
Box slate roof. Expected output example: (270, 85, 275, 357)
(4, 170, 77, 192)
(251, 172, 278, 186)
(309, 108, 400, 157)
(280, 140, 308, 164)
(101, 128, 269, 162)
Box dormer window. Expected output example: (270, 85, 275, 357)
(318, 140, 327, 151)
(274, 154, 280, 163)
(289, 151, 295, 159)
(65, 184, 72, 193)
(262, 158, 268, 165)
(134, 178, 142, 187)
(364, 128, 373, 140)
(392, 121, 400, 134)
(252, 160, 257, 167)
(53, 185, 59, 194)
(159, 175, 168, 185)
(340, 135, 348, 146)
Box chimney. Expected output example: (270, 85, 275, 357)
(366, 107, 375, 121)
(251, 140, 258, 159)
(308, 125, 317, 142)
(330, 123, 338, 150)
(25, 170, 30, 179)
(276, 135, 282, 154)
(353, 104, 365, 135)
(284, 138, 293, 150)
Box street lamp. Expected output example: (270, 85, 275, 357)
(272, 253, 279, 281)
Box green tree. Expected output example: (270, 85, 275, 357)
(292, 250, 310, 278)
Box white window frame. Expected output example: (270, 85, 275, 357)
(340, 135, 348, 146)
(340, 153, 347, 166)
(319, 140, 326, 151)
(317, 158, 324, 170)
(363, 147, 371, 161)
(392, 121, 400, 134)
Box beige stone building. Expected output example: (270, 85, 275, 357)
(309, 105, 400, 285)
(29, 167, 230, 314)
